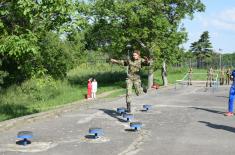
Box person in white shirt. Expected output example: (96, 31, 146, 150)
(91, 79, 97, 99)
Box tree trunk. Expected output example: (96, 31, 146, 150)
(197, 58, 200, 68)
(161, 60, 168, 86)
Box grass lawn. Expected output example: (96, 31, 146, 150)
(0, 64, 207, 122)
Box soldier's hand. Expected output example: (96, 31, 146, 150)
(110, 59, 117, 63)
(143, 56, 148, 61)
(144, 56, 153, 64)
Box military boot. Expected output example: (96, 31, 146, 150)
(143, 87, 147, 93)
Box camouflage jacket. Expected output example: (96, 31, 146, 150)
(226, 69, 231, 76)
(116, 58, 150, 79)
(207, 68, 213, 76)
(220, 69, 225, 77)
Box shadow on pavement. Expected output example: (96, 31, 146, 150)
(99, 109, 126, 123)
(85, 135, 96, 139)
(124, 129, 138, 132)
(16, 140, 31, 145)
(199, 121, 235, 133)
(139, 110, 148, 112)
(216, 95, 228, 99)
(190, 107, 225, 115)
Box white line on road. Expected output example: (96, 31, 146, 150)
(154, 105, 226, 109)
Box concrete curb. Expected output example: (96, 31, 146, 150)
(0, 99, 86, 132)
(0, 89, 123, 132)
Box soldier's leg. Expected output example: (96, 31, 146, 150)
(206, 77, 209, 87)
(133, 79, 143, 96)
(188, 74, 192, 85)
(209, 76, 212, 87)
(189, 76, 192, 85)
(126, 79, 133, 112)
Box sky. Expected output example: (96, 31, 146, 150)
(183, 0, 235, 53)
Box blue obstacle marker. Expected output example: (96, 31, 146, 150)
(117, 107, 127, 115)
(143, 104, 152, 111)
(17, 131, 33, 146)
(89, 128, 103, 139)
(123, 113, 134, 122)
(130, 122, 142, 131)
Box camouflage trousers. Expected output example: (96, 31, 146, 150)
(226, 76, 230, 85)
(188, 74, 192, 85)
(206, 75, 213, 87)
(126, 77, 143, 104)
(220, 76, 225, 85)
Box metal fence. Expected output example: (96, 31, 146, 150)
(174, 72, 219, 92)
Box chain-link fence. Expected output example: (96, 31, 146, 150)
(174, 72, 219, 92)
(175, 54, 235, 70)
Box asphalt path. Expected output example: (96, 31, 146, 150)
(0, 85, 234, 155)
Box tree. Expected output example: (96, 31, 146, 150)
(190, 31, 213, 68)
(85, 0, 205, 86)
(222, 53, 235, 67)
(0, 0, 85, 86)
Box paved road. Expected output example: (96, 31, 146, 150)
(0, 85, 234, 155)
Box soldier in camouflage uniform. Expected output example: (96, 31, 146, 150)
(188, 67, 193, 85)
(206, 67, 214, 87)
(226, 68, 231, 85)
(220, 67, 225, 85)
(111, 50, 150, 113)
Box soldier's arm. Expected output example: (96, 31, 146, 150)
(230, 75, 233, 81)
(110, 59, 128, 66)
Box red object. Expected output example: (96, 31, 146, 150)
(87, 80, 92, 99)
(225, 112, 234, 116)
(151, 83, 160, 89)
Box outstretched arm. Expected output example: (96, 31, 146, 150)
(110, 59, 128, 66)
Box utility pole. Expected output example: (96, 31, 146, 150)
(190, 58, 192, 68)
(219, 48, 222, 70)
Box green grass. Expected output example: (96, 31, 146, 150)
(153, 67, 209, 85)
(0, 63, 126, 121)
(101, 89, 126, 99)
(0, 65, 208, 122)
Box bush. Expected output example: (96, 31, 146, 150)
(20, 76, 59, 102)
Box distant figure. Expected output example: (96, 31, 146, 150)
(92, 79, 98, 99)
(220, 67, 225, 85)
(87, 78, 92, 99)
(151, 82, 160, 89)
(188, 67, 193, 85)
(206, 67, 213, 87)
(225, 70, 235, 116)
(225, 68, 231, 85)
